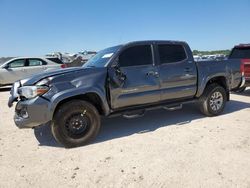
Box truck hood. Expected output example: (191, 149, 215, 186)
(20, 67, 106, 86)
(8, 67, 108, 107)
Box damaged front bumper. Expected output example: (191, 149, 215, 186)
(14, 97, 52, 129)
(8, 81, 21, 107)
(8, 81, 52, 129)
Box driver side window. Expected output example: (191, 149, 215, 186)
(119, 45, 153, 67)
(8, 59, 26, 68)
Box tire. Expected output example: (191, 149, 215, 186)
(235, 87, 246, 93)
(51, 100, 101, 148)
(199, 83, 227, 116)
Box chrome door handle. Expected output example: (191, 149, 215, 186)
(146, 71, 159, 77)
(184, 67, 192, 72)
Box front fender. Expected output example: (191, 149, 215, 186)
(46, 86, 110, 120)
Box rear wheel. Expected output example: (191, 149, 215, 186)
(199, 83, 227, 116)
(51, 100, 101, 148)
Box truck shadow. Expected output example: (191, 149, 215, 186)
(34, 100, 250, 148)
(232, 88, 250, 96)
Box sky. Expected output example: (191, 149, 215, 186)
(0, 0, 250, 56)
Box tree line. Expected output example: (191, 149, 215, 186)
(193, 50, 231, 56)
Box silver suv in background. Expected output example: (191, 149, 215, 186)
(0, 57, 67, 86)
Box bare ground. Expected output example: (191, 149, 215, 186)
(0, 88, 250, 188)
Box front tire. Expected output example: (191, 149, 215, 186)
(199, 84, 227, 116)
(51, 100, 101, 148)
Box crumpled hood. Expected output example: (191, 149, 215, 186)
(20, 67, 106, 86)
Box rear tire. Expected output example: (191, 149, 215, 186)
(51, 100, 101, 148)
(199, 83, 227, 116)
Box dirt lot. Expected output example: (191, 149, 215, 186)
(0, 88, 250, 188)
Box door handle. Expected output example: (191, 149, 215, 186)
(146, 71, 159, 77)
(184, 67, 193, 72)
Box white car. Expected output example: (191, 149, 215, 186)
(0, 57, 67, 86)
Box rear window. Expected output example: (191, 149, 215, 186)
(28, 59, 46, 66)
(229, 47, 250, 59)
(158, 44, 187, 64)
(46, 58, 64, 64)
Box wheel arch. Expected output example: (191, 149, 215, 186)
(197, 75, 230, 101)
(52, 92, 109, 119)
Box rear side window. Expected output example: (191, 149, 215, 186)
(28, 59, 46, 66)
(229, 47, 250, 59)
(8, 59, 26, 68)
(46, 58, 63, 64)
(158, 44, 187, 64)
(119, 45, 153, 67)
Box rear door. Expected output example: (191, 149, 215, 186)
(156, 43, 197, 101)
(25, 58, 47, 76)
(109, 44, 161, 109)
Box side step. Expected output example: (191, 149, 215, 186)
(163, 104, 183, 111)
(123, 110, 145, 119)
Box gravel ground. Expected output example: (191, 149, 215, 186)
(0, 88, 250, 188)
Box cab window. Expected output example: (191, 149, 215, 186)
(119, 45, 153, 67)
(158, 44, 187, 64)
(8, 59, 26, 68)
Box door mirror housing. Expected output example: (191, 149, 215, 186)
(4, 64, 9, 69)
(109, 61, 126, 87)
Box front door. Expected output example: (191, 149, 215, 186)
(109, 44, 161, 109)
(2, 59, 27, 84)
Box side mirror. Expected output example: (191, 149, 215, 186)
(114, 65, 126, 81)
(109, 63, 126, 87)
(4, 64, 9, 69)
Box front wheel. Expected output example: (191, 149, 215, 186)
(51, 100, 101, 148)
(199, 84, 227, 116)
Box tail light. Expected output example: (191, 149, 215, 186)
(240, 59, 250, 75)
(61, 64, 67, 68)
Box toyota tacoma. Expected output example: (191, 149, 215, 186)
(8, 40, 244, 148)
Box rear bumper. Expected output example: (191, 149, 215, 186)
(14, 97, 52, 129)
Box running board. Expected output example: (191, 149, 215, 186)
(163, 104, 183, 111)
(122, 110, 145, 119)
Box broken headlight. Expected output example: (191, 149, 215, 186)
(18, 85, 49, 99)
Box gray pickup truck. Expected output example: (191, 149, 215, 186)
(8, 40, 243, 148)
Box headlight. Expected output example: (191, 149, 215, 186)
(18, 86, 49, 99)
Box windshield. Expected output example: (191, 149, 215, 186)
(83, 45, 122, 68)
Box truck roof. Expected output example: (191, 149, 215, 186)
(125, 40, 188, 46)
(234, 43, 250, 48)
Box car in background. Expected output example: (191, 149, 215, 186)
(0, 57, 67, 86)
(229, 44, 250, 92)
